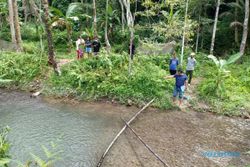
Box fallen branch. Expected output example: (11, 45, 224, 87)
(96, 99, 155, 167)
(122, 119, 170, 167)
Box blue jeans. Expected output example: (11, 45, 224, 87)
(86, 47, 92, 53)
(173, 86, 185, 99)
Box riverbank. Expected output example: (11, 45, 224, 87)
(102, 108, 250, 167)
(1, 51, 250, 117)
(1, 89, 250, 167)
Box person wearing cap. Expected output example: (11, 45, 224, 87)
(165, 68, 188, 106)
(186, 52, 197, 85)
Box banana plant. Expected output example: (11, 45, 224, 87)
(207, 53, 241, 98)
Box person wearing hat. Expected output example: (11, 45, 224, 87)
(186, 52, 197, 85)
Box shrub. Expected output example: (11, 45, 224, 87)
(0, 52, 47, 88)
(47, 53, 173, 109)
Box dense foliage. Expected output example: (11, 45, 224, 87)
(198, 54, 250, 116)
(0, 52, 47, 88)
(47, 53, 173, 109)
(0, 127, 10, 167)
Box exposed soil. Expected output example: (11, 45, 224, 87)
(102, 79, 250, 167)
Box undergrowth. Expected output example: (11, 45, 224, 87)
(46, 53, 173, 109)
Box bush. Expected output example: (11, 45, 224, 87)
(47, 53, 173, 109)
(0, 127, 11, 166)
(0, 52, 47, 88)
(197, 54, 250, 116)
(21, 23, 40, 41)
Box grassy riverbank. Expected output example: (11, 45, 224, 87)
(0, 51, 249, 116)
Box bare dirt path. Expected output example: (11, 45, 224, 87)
(57, 59, 74, 67)
(102, 79, 250, 167)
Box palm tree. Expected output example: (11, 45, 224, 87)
(240, 0, 249, 56)
(41, 0, 59, 74)
(210, 0, 221, 55)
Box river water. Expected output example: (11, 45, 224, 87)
(0, 90, 131, 167)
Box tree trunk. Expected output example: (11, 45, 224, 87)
(42, 0, 59, 74)
(105, 0, 111, 51)
(210, 0, 221, 55)
(93, 0, 97, 37)
(119, 0, 125, 33)
(195, 15, 201, 53)
(239, 0, 249, 56)
(235, 0, 240, 46)
(123, 0, 134, 75)
(13, 0, 23, 51)
(181, 0, 189, 65)
(66, 23, 73, 53)
(22, 0, 28, 23)
(8, 0, 17, 47)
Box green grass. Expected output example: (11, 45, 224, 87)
(46, 53, 174, 109)
(197, 54, 250, 116)
(0, 51, 47, 89)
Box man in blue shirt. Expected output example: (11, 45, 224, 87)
(165, 68, 187, 106)
(169, 52, 179, 75)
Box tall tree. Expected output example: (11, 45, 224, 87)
(8, 0, 22, 52)
(42, 0, 59, 74)
(22, 0, 28, 23)
(93, 0, 97, 37)
(239, 0, 249, 56)
(13, 0, 22, 51)
(105, 0, 111, 51)
(119, 0, 125, 32)
(181, 0, 189, 65)
(123, 0, 134, 75)
(235, 0, 240, 46)
(8, 0, 16, 46)
(210, 0, 221, 55)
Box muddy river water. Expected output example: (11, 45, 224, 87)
(0, 89, 250, 167)
(0, 90, 133, 167)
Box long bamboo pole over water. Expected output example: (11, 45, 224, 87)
(96, 99, 155, 167)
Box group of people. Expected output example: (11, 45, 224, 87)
(166, 52, 197, 106)
(76, 36, 101, 59)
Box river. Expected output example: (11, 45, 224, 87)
(0, 89, 133, 167)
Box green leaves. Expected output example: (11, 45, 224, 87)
(49, 53, 172, 109)
(0, 127, 11, 167)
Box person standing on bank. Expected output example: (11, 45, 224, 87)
(76, 36, 85, 59)
(169, 51, 179, 75)
(186, 52, 197, 85)
(85, 36, 92, 57)
(165, 68, 187, 106)
(92, 37, 101, 56)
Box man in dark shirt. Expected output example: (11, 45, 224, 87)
(165, 68, 187, 106)
(128, 42, 135, 60)
(85, 36, 92, 57)
(92, 37, 101, 56)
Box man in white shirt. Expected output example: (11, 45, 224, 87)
(76, 36, 85, 59)
(186, 52, 197, 85)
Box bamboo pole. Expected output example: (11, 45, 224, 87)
(96, 99, 155, 167)
(122, 119, 170, 167)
